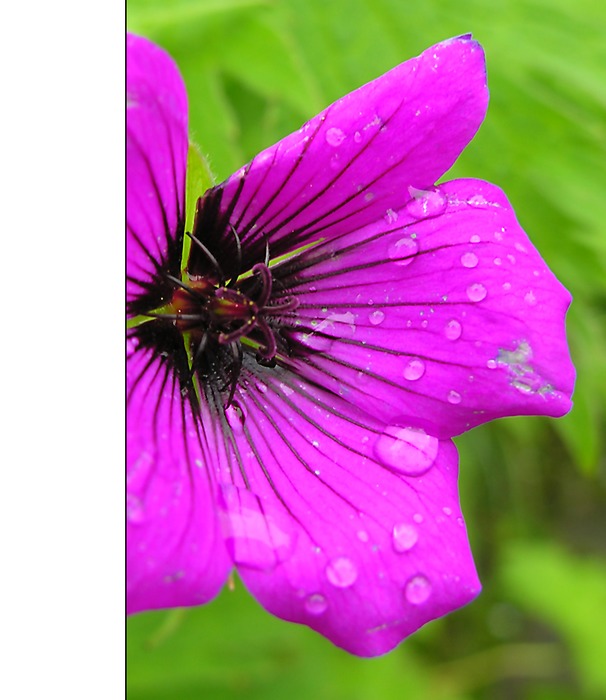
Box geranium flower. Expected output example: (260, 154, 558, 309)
(126, 33, 574, 656)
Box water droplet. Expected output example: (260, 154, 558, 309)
(494, 257, 502, 266)
(280, 382, 294, 396)
(392, 523, 418, 552)
(514, 242, 527, 253)
(369, 309, 385, 326)
(460, 251, 479, 268)
(403, 359, 425, 381)
(225, 402, 246, 433)
(442, 506, 453, 516)
(487, 359, 497, 369)
(467, 194, 488, 207)
(507, 254, 516, 265)
(384, 208, 399, 224)
(388, 236, 419, 266)
(413, 513, 424, 524)
(127, 493, 145, 524)
(470, 234, 481, 244)
(503, 282, 512, 291)
(353, 130, 362, 143)
(126, 336, 139, 357)
(357, 529, 369, 543)
(447, 390, 462, 405)
(326, 557, 358, 588)
(444, 319, 462, 341)
(374, 426, 438, 476)
(305, 593, 328, 615)
(256, 381, 268, 394)
(406, 186, 448, 219)
(219, 486, 293, 571)
(405, 574, 432, 604)
(466, 283, 487, 302)
(325, 126, 346, 146)
(524, 291, 537, 306)
(364, 191, 375, 202)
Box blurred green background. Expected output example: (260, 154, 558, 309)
(126, 0, 606, 698)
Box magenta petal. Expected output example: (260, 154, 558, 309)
(216, 372, 479, 656)
(126, 34, 188, 313)
(126, 344, 231, 612)
(276, 178, 574, 438)
(208, 36, 487, 263)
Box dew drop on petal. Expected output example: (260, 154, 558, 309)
(225, 403, 246, 434)
(256, 381, 268, 394)
(357, 529, 369, 543)
(326, 556, 358, 588)
(444, 319, 462, 341)
(406, 186, 447, 219)
(405, 575, 432, 605)
(470, 234, 481, 243)
(219, 486, 293, 571)
(126, 336, 139, 357)
(487, 359, 497, 369)
(403, 359, 425, 381)
(388, 236, 419, 266)
(127, 493, 145, 524)
(524, 291, 537, 306)
(374, 426, 438, 476)
(353, 130, 362, 143)
(384, 208, 399, 224)
(413, 513, 424, 524)
(369, 309, 385, 326)
(447, 390, 462, 405)
(460, 251, 479, 268)
(325, 126, 346, 147)
(392, 522, 418, 552)
(305, 593, 328, 615)
(466, 283, 487, 302)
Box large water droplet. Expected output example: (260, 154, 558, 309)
(219, 486, 293, 571)
(405, 574, 432, 604)
(374, 426, 438, 476)
(460, 251, 479, 268)
(325, 127, 346, 147)
(444, 319, 462, 341)
(369, 309, 385, 326)
(392, 523, 418, 552)
(403, 359, 425, 381)
(466, 283, 487, 302)
(326, 556, 358, 588)
(305, 593, 328, 615)
(406, 186, 447, 219)
(388, 236, 419, 266)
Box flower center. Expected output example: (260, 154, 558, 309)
(166, 262, 294, 361)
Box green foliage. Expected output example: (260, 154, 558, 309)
(127, 0, 606, 696)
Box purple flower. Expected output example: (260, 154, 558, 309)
(127, 33, 574, 656)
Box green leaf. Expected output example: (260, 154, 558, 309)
(502, 541, 606, 696)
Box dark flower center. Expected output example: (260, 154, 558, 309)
(165, 261, 298, 363)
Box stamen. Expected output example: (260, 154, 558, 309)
(185, 232, 224, 282)
(165, 274, 207, 301)
(255, 317, 277, 359)
(227, 225, 243, 287)
(252, 263, 273, 308)
(263, 295, 299, 314)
